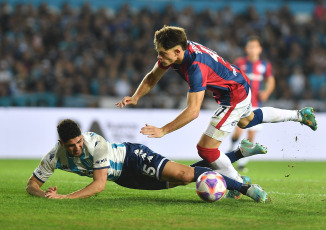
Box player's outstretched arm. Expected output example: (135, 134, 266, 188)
(115, 62, 167, 108)
(140, 91, 205, 138)
(26, 175, 46, 197)
(45, 168, 108, 199)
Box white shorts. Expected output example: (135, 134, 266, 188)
(204, 91, 253, 141)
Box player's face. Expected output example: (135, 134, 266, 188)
(156, 45, 180, 66)
(245, 40, 262, 60)
(61, 135, 84, 157)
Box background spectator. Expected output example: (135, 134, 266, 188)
(0, 1, 325, 111)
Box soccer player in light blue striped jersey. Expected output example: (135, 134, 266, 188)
(26, 119, 267, 202)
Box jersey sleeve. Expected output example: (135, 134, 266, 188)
(92, 135, 110, 170)
(187, 64, 206, 92)
(33, 144, 58, 183)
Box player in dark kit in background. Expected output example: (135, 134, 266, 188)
(26, 119, 267, 202)
(229, 36, 275, 172)
(116, 25, 317, 198)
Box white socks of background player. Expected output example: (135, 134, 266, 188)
(261, 107, 302, 123)
(209, 152, 243, 183)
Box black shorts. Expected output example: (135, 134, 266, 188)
(114, 142, 170, 190)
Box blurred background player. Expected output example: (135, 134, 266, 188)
(229, 36, 275, 172)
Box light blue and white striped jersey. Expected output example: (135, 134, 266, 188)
(33, 132, 126, 183)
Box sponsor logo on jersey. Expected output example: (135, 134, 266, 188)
(95, 158, 107, 165)
(49, 153, 55, 161)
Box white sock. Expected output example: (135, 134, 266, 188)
(210, 151, 243, 183)
(261, 107, 301, 123)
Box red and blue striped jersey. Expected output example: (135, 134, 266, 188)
(158, 41, 250, 107)
(234, 57, 273, 107)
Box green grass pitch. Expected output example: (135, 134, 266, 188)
(0, 159, 325, 230)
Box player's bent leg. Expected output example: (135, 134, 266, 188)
(241, 107, 317, 131)
(197, 134, 243, 183)
(161, 161, 195, 183)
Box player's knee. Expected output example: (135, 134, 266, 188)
(176, 169, 193, 183)
(237, 122, 247, 129)
(197, 145, 220, 163)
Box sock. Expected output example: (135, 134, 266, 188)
(244, 109, 263, 129)
(190, 160, 210, 168)
(261, 107, 301, 123)
(192, 147, 243, 166)
(210, 152, 243, 183)
(225, 149, 243, 163)
(197, 145, 220, 163)
(239, 184, 250, 194)
(194, 166, 212, 181)
(220, 173, 242, 191)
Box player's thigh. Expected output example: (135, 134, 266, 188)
(161, 161, 194, 182)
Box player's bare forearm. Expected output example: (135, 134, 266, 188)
(140, 108, 198, 138)
(162, 106, 200, 135)
(46, 180, 106, 199)
(132, 72, 156, 100)
(26, 176, 46, 197)
(45, 168, 108, 199)
(116, 63, 166, 108)
(163, 91, 205, 134)
(140, 91, 204, 138)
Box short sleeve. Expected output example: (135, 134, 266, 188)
(188, 64, 206, 92)
(92, 136, 110, 170)
(33, 144, 58, 183)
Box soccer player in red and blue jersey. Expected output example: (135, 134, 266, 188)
(229, 36, 275, 172)
(116, 26, 317, 193)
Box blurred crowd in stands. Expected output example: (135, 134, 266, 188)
(0, 1, 325, 110)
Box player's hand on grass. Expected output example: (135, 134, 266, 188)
(45, 186, 66, 199)
(115, 96, 138, 108)
(140, 124, 165, 138)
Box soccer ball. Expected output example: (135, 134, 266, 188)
(196, 171, 227, 202)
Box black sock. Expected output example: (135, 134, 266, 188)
(239, 184, 250, 194)
(234, 148, 244, 159)
(194, 166, 212, 181)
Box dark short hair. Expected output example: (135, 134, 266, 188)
(57, 119, 81, 143)
(246, 35, 262, 46)
(154, 25, 188, 50)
